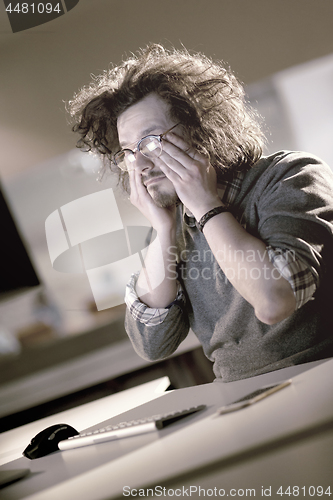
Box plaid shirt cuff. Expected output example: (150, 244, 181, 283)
(267, 247, 318, 310)
(125, 272, 186, 326)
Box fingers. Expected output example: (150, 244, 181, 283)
(162, 141, 195, 168)
(129, 164, 160, 213)
(128, 168, 138, 199)
(128, 166, 146, 204)
(164, 132, 205, 161)
(157, 133, 209, 181)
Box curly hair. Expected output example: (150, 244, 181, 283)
(68, 44, 265, 192)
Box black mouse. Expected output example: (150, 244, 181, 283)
(23, 424, 79, 459)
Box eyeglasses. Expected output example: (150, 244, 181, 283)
(113, 123, 179, 172)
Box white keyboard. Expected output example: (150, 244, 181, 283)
(58, 405, 206, 451)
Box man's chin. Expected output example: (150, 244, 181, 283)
(148, 188, 180, 208)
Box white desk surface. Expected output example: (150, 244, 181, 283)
(1, 359, 332, 500)
(0, 377, 170, 467)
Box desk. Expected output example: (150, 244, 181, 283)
(0, 377, 170, 467)
(1, 359, 332, 500)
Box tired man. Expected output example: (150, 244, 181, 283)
(69, 44, 333, 381)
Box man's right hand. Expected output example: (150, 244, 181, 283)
(128, 167, 177, 233)
(128, 167, 178, 308)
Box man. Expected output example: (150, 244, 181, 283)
(69, 44, 333, 381)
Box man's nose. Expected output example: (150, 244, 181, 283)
(133, 151, 154, 172)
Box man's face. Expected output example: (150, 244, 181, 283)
(117, 93, 179, 208)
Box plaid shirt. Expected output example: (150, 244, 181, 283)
(125, 171, 317, 326)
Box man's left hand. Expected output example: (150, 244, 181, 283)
(156, 132, 223, 220)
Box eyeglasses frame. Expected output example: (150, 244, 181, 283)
(113, 123, 179, 171)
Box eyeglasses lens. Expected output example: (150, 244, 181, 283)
(139, 137, 162, 158)
(115, 137, 162, 171)
(114, 152, 128, 171)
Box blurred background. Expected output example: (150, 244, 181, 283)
(0, 0, 332, 427)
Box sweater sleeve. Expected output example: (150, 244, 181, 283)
(124, 272, 190, 361)
(255, 152, 333, 290)
(267, 246, 317, 309)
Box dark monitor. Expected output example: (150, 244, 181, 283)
(0, 182, 40, 297)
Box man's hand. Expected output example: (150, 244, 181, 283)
(128, 166, 176, 232)
(156, 132, 222, 220)
(128, 160, 178, 308)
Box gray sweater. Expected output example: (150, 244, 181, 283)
(125, 151, 333, 381)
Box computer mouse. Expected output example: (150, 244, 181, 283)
(23, 424, 79, 459)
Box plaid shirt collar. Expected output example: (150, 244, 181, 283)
(184, 170, 245, 222)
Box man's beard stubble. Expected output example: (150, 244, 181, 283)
(142, 171, 180, 208)
(147, 183, 180, 208)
